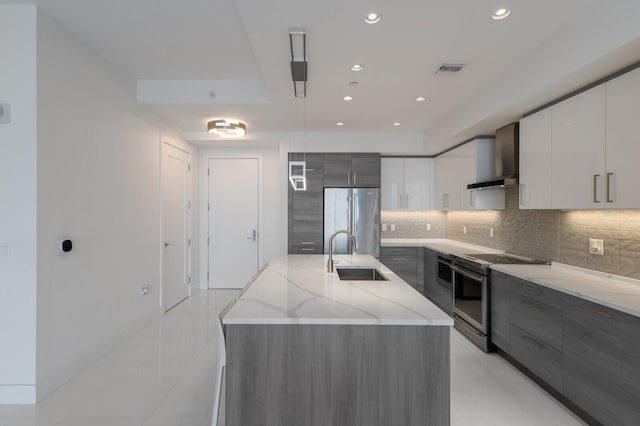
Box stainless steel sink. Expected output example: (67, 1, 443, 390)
(336, 267, 388, 281)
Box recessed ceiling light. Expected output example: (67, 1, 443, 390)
(336, 122, 345, 126)
(416, 96, 427, 102)
(492, 8, 510, 20)
(364, 12, 381, 24)
(343, 96, 353, 101)
(393, 122, 401, 127)
(351, 64, 364, 72)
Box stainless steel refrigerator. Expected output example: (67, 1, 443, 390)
(324, 188, 380, 257)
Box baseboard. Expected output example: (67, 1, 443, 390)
(0, 384, 36, 404)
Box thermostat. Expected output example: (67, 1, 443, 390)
(57, 239, 73, 256)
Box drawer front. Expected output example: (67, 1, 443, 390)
(510, 277, 564, 311)
(510, 325, 563, 392)
(380, 246, 418, 257)
(423, 249, 437, 275)
(290, 245, 323, 254)
(380, 256, 418, 287)
(510, 293, 563, 351)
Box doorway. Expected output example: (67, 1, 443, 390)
(162, 142, 190, 311)
(208, 158, 260, 288)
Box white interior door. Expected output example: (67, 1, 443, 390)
(162, 143, 190, 312)
(208, 158, 259, 288)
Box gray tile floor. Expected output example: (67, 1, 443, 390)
(0, 289, 585, 426)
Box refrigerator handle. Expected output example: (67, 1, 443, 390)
(352, 190, 357, 253)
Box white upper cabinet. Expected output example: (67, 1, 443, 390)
(433, 142, 476, 210)
(605, 67, 640, 208)
(550, 84, 606, 209)
(381, 157, 431, 210)
(519, 108, 553, 209)
(519, 66, 640, 209)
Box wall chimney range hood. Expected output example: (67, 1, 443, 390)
(467, 122, 519, 189)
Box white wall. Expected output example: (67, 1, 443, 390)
(0, 5, 38, 404)
(35, 11, 194, 400)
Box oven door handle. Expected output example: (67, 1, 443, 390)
(451, 265, 484, 282)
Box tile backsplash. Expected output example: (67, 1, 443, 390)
(446, 187, 640, 279)
(381, 211, 446, 238)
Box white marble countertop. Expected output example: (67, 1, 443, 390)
(491, 263, 640, 318)
(222, 254, 454, 326)
(382, 238, 503, 256)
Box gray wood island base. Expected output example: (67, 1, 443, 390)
(225, 324, 449, 426)
(221, 255, 454, 426)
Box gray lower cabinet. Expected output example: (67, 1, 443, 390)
(423, 249, 452, 314)
(288, 153, 324, 254)
(380, 247, 422, 292)
(563, 297, 640, 426)
(323, 153, 380, 187)
(489, 271, 510, 351)
(492, 271, 640, 424)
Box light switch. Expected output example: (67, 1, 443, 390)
(426, 223, 432, 231)
(463, 226, 467, 235)
(489, 228, 494, 239)
(390, 224, 396, 232)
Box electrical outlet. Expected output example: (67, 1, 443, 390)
(489, 228, 494, 239)
(426, 223, 432, 231)
(463, 226, 467, 235)
(589, 238, 604, 255)
(390, 224, 396, 232)
(382, 223, 388, 232)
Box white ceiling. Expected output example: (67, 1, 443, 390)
(6, 0, 640, 152)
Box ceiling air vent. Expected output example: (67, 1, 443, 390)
(436, 63, 465, 74)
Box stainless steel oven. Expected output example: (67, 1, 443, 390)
(436, 256, 453, 290)
(452, 263, 489, 351)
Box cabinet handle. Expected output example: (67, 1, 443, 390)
(580, 304, 612, 319)
(522, 335, 545, 349)
(398, 194, 404, 209)
(593, 174, 600, 203)
(520, 298, 545, 312)
(300, 248, 316, 252)
(519, 184, 526, 206)
(393, 248, 405, 251)
(443, 193, 448, 209)
(300, 241, 315, 245)
(347, 172, 351, 185)
(606, 172, 614, 203)
(353, 171, 357, 185)
(392, 257, 408, 260)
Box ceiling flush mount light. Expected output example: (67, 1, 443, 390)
(207, 118, 247, 138)
(351, 64, 364, 72)
(364, 12, 381, 24)
(289, 29, 308, 97)
(336, 122, 345, 126)
(343, 96, 353, 101)
(393, 122, 401, 127)
(416, 96, 427, 102)
(492, 8, 511, 20)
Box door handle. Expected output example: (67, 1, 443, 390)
(246, 230, 257, 241)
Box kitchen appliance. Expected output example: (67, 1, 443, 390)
(324, 188, 380, 257)
(436, 256, 453, 291)
(451, 252, 547, 351)
(467, 122, 519, 189)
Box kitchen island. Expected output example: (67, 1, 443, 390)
(222, 254, 453, 426)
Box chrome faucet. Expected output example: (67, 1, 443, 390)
(327, 229, 357, 272)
